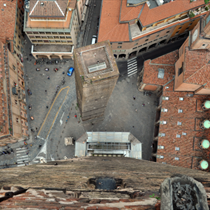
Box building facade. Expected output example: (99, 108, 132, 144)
(0, 0, 25, 63)
(137, 13, 210, 171)
(24, 0, 81, 59)
(98, 0, 210, 60)
(0, 41, 28, 146)
(74, 40, 119, 121)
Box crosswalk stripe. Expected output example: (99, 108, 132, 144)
(127, 58, 137, 77)
(127, 63, 137, 68)
(17, 155, 28, 159)
(17, 164, 25, 167)
(127, 66, 137, 71)
(16, 147, 30, 166)
(128, 69, 138, 74)
(128, 71, 138, 77)
(16, 148, 27, 151)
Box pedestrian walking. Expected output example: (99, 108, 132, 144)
(46, 106, 48, 109)
(133, 96, 136, 100)
(24, 142, 27, 146)
(45, 90, 47, 93)
(67, 116, 69, 119)
(74, 114, 77, 118)
(39, 145, 42, 149)
(47, 76, 50, 80)
(36, 127, 38, 131)
(142, 103, 145, 107)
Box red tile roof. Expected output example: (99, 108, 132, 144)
(0, 0, 17, 43)
(99, 0, 207, 42)
(29, 0, 68, 17)
(184, 49, 210, 89)
(143, 50, 210, 170)
(120, 0, 143, 22)
(142, 50, 178, 86)
(98, 0, 129, 42)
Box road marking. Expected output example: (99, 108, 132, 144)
(46, 87, 70, 139)
(60, 112, 65, 126)
(127, 58, 138, 77)
(16, 147, 29, 167)
(37, 86, 70, 136)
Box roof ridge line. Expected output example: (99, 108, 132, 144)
(184, 62, 207, 83)
(29, 0, 39, 16)
(55, 0, 64, 16)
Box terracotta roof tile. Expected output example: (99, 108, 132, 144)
(184, 49, 210, 89)
(98, 0, 129, 42)
(99, 0, 207, 42)
(143, 51, 210, 170)
(142, 50, 178, 85)
(0, 0, 16, 42)
(29, 0, 68, 17)
(120, 0, 143, 22)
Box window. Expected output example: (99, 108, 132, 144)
(117, 46, 122, 48)
(135, 43, 138, 46)
(178, 27, 182, 30)
(156, 35, 159, 37)
(175, 157, 179, 160)
(118, 42, 122, 45)
(133, 47, 137, 50)
(178, 67, 183, 76)
(15, 100, 17, 104)
(186, 27, 189, 30)
(145, 39, 149, 41)
(166, 31, 170, 33)
(16, 118, 19, 123)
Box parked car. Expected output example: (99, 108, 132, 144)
(45, 68, 49, 71)
(36, 68, 40, 71)
(67, 67, 74, 76)
(27, 89, 32, 95)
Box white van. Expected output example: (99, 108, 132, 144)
(91, 37, 96, 44)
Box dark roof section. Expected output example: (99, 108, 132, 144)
(127, 0, 146, 6)
(29, 0, 68, 18)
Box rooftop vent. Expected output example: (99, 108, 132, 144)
(178, 109, 183, 113)
(162, 96, 169, 100)
(160, 121, 167, 125)
(202, 100, 210, 111)
(158, 145, 165, 149)
(179, 97, 184, 101)
(175, 147, 180, 151)
(200, 139, 210, 149)
(158, 133, 166, 137)
(161, 108, 168, 112)
(158, 68, 165, 79)
(175, 157, 179, 160)
(200, 120, 210, 129)
(157, 155, 164, 159)
(40, 2, 44, 6)
(199, 160, 209, 170)
(176, 134, 181, 138)
(177, 121, 182, 125)
(182, 132, 187, 136)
